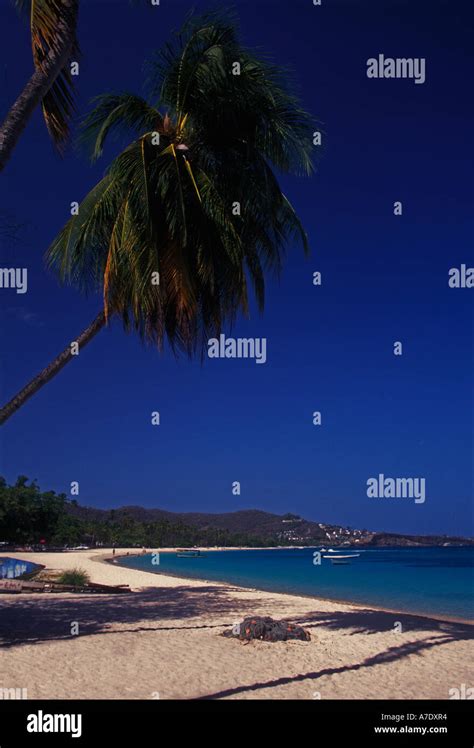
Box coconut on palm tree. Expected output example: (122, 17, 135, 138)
(0, 0, 80, 171)
(0, 11, 315, 425)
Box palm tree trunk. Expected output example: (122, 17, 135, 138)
(0, 311, 106, 425)
(0, 0, 78, 173)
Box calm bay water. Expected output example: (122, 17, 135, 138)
(117, 546, 474, 621)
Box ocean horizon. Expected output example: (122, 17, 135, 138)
(117, 546, 474, 622)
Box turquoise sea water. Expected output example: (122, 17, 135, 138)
(117, 547, 474, 621)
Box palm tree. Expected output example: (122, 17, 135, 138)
(0, 11, 314, 425)
(0, 0, 79, 172)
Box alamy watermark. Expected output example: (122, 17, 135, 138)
(27, 711, 82, 738)
(367, 55, 426, 85)
(449, 684, 473, 699)
(367, 473, 426, 504)
(0, 267, 27, 294)
(448, 264, 474, 288)
(0, 687, 28, 699)
(208, 334, 267, 364)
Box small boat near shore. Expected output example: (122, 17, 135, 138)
(323, 552, 361, 565)
(176, 549, 205, 558)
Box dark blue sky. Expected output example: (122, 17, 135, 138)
(1, 0, 473, 535)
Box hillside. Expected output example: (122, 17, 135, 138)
(67, 504, 473, 547)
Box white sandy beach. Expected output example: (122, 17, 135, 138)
(0, 549, 472, 700)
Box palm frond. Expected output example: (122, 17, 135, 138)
(13, 0, 79, 150)
(147, 8, 314, 176)
(47, 11, 316, 355)
(79, 93, 162, 161)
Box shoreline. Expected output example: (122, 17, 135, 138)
(106, 549, 473, 627)
(1, 549, 472, 700)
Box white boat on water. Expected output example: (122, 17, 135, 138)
(324, 551, 361, 565)
(323, 553, 360, 559)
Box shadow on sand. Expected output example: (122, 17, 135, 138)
(1, 585, 472, 698)
(0, 584, 269, 647)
